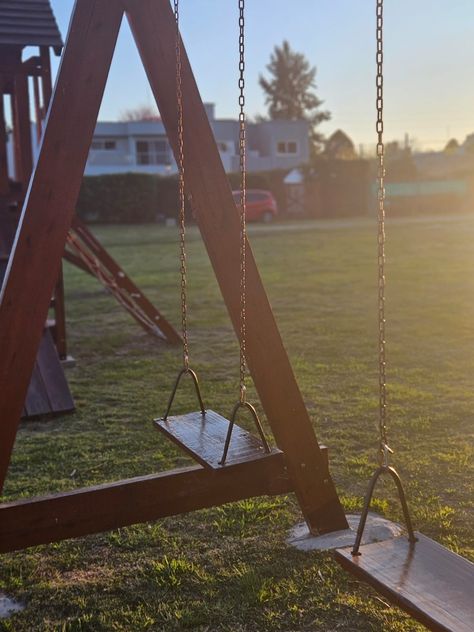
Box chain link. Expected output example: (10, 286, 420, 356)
(238, 0, 247, 403)
(376, 0, 390, 465)
(174, 0, 189, 369)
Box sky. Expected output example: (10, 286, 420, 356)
(48, 0, 474, 152)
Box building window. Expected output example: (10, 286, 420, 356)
(277, 141, 299, 155)
(91, 139, 117, 150)
(136, 139, 170, 165)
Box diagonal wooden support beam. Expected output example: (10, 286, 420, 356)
(0, 0, 124, 491)
(126, 0, 347, 534)
(68, 216, 181, 343)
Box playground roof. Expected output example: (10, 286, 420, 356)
(0, 0, 63, 54)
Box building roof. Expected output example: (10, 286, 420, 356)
(95, 121, 167, 137)
(0, 0, 63, 55)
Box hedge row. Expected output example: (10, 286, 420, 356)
(76, 171, 289, 224)
(77, 173, 176, 224)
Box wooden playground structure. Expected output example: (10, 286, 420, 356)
(0, 0, 74, 418)
(0, 0, 179, 419)
(0, 0, 345, 544)
(0, 1, 472, 631)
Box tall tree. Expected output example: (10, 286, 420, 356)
(444, 138, 459, 153)
(259, 41, 330, 152)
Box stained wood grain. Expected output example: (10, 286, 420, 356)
(35, 327, 74, 414)
(39, 46, 53, 109)
(23, 364, 50, 417)
(0, 206, 18, 259)
(155, 409, 280, 469)
(11, 73, 32, 184)
(22, 327, 74, 419)
(0, 96, 8, 195)
(52, 265, 67, 359)
(335, 533, 474, 632)
(0, 455, 293, 553)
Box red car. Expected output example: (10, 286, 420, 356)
(232, 189, 278, 223)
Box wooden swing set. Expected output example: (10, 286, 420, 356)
(0, 0, 180, 419)
(0, 1, 472, 631)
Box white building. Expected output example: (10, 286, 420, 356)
(7, 104, 310, 178)
(85, 104, 310, 176)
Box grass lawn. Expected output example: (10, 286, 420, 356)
(1, 214, 473, 631)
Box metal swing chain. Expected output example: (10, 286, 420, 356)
(376, 0, 391, 466)
(238, 0, 247, 403)
(174, 0, 189, 370)
(219, 0, 272, 464)
(351, 0, 417, 555)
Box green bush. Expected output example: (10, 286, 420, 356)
(76, 171, 290, 224)
(77, 173, 180, 223)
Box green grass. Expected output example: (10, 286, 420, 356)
(1, 214, 473, 631)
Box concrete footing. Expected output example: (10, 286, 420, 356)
(287, 513, 403, 552)
(61, 355, 76, 368)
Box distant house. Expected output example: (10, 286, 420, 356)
(413, 133, 474, 179)
(84, 104, 310, 176)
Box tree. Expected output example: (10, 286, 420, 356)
(325, 130, 357, 160)
(259, 41, 330, 152)
(444, 138, 459, 153)
(120, 105, 160, 122)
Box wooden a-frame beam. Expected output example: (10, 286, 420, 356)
(126, 0, 348, 533)
(0, 0, 347, 538)
(0, 0, 124, 489)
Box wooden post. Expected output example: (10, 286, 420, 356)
(37, 49, 68, 360)
(10, 74, 32, 185)
(126, 0, 348, 533)
(53, 265, 68, 359)
(39, 47, 53, 110)
(0, 94, 8, 195)
(32, 75, 43, 144)
(0, 0, 124, 491)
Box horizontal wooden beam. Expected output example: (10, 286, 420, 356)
(0, 57, 43, 77)
(0, 453, 292, 553)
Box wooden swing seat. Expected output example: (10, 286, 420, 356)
(154, 409, 281, 469)
(335, 533, 474, 632)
